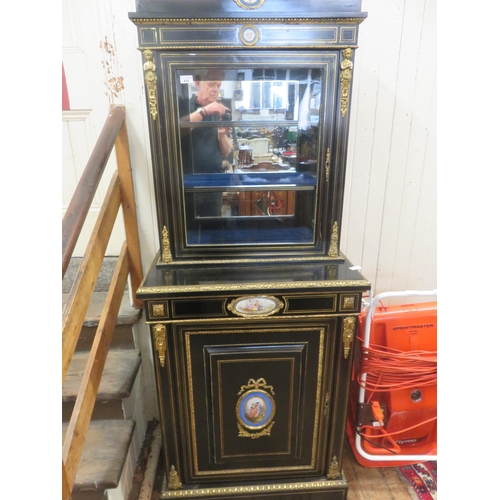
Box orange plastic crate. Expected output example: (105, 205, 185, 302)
(346, 301, 437, 467)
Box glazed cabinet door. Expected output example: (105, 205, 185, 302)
(156, 317, 342, 485)
(150, 50, 341, 261)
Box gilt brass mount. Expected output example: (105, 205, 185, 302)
(340, 48, 353, 117)
(162, 226, 173, 263)
(168, 465, 182, 490)
(328, 222, 339, 258)
(342, 316, 356, 358)
(327, 455, 341, 479)
(143, 49, 158, 120)
(325, 148, 331, 182)
(153, 324, 167, 367)
(237, 378, 275, 396)
(152, 303, 166, 317)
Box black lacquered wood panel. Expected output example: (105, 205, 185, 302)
(172, 298, 226, 317)
(173, 320, 337, 482)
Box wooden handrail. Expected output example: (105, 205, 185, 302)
(62, 105, 143, 499)
(62, 106, 126, 278)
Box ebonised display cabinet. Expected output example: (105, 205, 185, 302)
(131, 1, 370, 498)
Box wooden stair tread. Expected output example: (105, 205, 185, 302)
(63, 349, 141, 402)
(62, 291, 141, 327)
(63, 420, 135, 491)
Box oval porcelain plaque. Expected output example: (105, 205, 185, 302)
(236, 389, 276, 431)
(227, 295, 283, 317)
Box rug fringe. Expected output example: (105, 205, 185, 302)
(395, 466, 421, 500)
(395, 462, 437, 500)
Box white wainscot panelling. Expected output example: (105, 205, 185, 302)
(62, 0, 92, 110)
(62, 110, 92, 207)
(342, 0, 436, 303)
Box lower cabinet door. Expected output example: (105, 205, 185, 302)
(171, 318, 338, 484)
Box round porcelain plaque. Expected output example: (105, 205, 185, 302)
(239, 25, 259, 46)
(234, 0, 266, 10)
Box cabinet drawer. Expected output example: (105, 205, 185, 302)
(283, 294, 338, 314)
(172, 298, 227, 318)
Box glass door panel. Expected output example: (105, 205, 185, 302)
(173, 61, 329, 249)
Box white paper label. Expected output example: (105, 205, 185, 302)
(180, 75, 193, 84)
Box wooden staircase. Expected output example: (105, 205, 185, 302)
(63, 259, 143, 500)
(62, 106, 146, 500)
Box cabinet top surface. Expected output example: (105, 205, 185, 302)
(137, 254, 370, 297)
(131, 0, 367, 19)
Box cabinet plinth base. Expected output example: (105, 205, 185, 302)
(160, 475, 348, 499)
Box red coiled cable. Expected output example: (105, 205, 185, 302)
(357, 338, 437, 401)
(356, 337, 437, 444)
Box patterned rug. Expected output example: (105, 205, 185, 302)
(397, 461, 437, 500)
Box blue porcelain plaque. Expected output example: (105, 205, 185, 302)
(234, 0, 266, 9)
(237, 389, 276, 430)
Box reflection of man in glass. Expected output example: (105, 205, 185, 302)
(180, 69, 234, 216)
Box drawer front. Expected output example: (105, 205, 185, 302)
(170, 319, 338, 483)
(146, 292, 362, 321)
(283, 294, 337, 314)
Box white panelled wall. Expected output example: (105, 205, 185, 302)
(343, 0, 436, 301)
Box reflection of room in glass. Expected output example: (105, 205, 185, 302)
(242, 80, 296, 117)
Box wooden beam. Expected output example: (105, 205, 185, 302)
(62, 242, 130, 490)
(62, 461, 72, 500)
(114, 110, 144, 309)
(62, 172, 121, 385)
